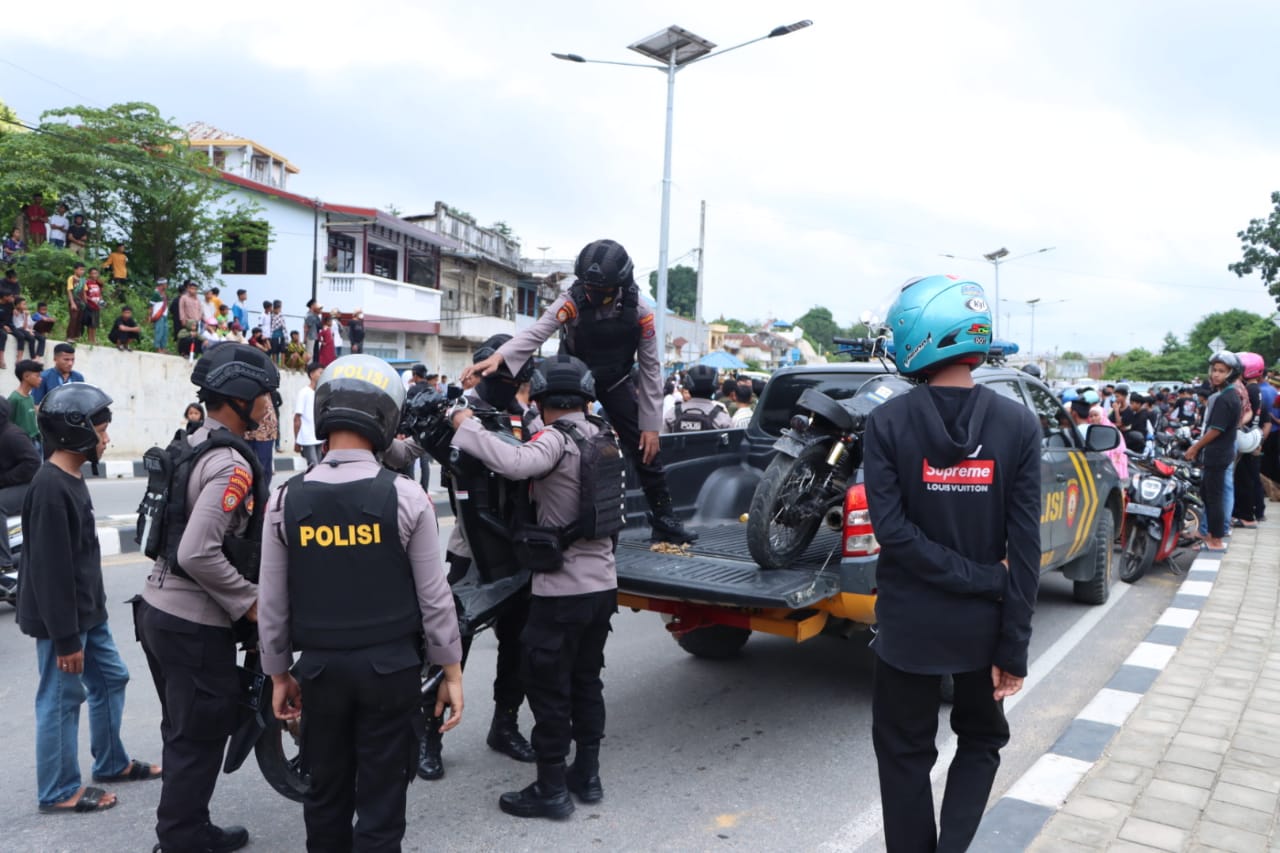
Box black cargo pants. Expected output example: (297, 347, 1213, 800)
(295, 642, 423, 853)
(521, 590, 616, 762)
(461, 590, 529, 709)
(136, 600, 241, 851)
(597, 377, 665, 493)
(872, 658, 1010, 853)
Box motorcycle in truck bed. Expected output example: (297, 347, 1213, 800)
(616, 362, 1124, 660)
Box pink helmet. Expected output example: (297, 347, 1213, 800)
(1240, 352, 1266, 381)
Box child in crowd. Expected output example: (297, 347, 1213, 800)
(9, 360, 43, 452)
(81, 269, 104, 346)
(284, 330, 307, 371)
(182, 402, 204, 435)
(13, 297, 40, 359)
(30, 302, 52, 360)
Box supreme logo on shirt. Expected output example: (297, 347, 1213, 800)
(922, 459, 995, 492)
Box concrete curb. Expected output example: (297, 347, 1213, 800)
(971, 549, 1226, 851)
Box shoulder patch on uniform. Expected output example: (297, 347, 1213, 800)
(639, 313, 655, 338)
(556, 300, 578, 324)
(222, 466, 252, 512)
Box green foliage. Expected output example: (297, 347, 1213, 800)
(1101, 309, 1280, 381)
(490, 220, 514, 239)
(712, 314, 755, 333)
(1060, 350, 1085, 361)
(794, 306, 842, 353)
(1229, 190, 1280, 309)
(0, 101, 266, 290)
(647, 265, 697, 318)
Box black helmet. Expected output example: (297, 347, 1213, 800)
(1021, 363, 1042, 378)
(473, 334, 534, 384)
(1114, 383, 1129, 394)
(315, 355, 406, 452)
(38, 383, 113, 462)
(574, 239, 634, 288)
(1208, 350, 1242, 384)
(1124, 430, 1147, 453)
(530, 354, 596, 407)
(685, 364, 718, 397)
(192, 344, 279, 401)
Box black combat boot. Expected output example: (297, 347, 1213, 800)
(417, 724, 444, 781)
(498, 761, 575, 819)
(153, 823, 249, 853)
(566, 743, 604, 803)
(646, 487, 698, 544)
(487, 706, 537, 762)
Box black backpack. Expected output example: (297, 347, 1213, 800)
(673, 400, 723, 432)
(551, 414, 626, 542)
(136, 429, 267, 582)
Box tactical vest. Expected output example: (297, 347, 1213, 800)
(673, 400, 725, 432)
(283, 468, 420, 650)
(137, 429, 267, 583)
(561, 282, 641, 391)
(550, 414, 626, 543)
(446, 412, 531, 583)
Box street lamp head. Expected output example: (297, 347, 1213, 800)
(983, 247, 1010, 262)
(551, 52, 587, 63)
(769, 20, 813, 37)
(628, 26, 716, 65)
(1027, 297, 1041, 306)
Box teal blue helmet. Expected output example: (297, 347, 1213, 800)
(886, 275, 992, 376)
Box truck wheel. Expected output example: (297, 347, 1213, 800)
(1119, 520, 1154, 583)
(747, 443, 829, 570)
(675, 626, 752, 659)
(1072, 511, 1114, 604)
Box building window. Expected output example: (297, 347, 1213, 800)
(406, 251, 437, 288)
(368, 243, 399, 280)
(327, 233, 355, 273)
(222, 221, 269, 275)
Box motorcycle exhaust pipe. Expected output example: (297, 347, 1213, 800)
(825, 507, 845, 531)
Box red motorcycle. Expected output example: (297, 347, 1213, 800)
(1119, 454, 1202, 583)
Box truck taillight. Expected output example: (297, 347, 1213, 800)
(842, 483, 879, 557)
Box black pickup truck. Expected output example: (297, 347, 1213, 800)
(614, 363, 1124, 658)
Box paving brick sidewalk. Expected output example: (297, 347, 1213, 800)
(1029, 521, 1280, 852)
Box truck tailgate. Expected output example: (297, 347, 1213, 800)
(615, 524, 842, 609)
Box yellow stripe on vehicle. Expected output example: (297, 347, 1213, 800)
(1064, 452, 1098, 560)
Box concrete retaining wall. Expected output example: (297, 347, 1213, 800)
(0, 344, 310, 457)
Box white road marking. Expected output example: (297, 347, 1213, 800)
(1003, 753, 1095, 808)
(1156, 607, 1199, 629)
(820, 582, 1131, 852)
(1076, 688, 1142, 727)
(1189, 557, 1220, 573)
(1177, 580, 1213, 597)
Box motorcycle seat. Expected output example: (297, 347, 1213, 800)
(795, 387, 855, 432)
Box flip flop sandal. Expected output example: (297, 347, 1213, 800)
(39, 786, 116, 815)
(94, 759, 161, 783)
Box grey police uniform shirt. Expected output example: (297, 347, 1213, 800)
(451, 410, 617, 598)
(662, 396, 733, 433)
(495, 291, 664, 433)
(256, 448, 463, 677)
(142, 419, 258, 628)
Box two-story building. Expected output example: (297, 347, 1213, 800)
(186, 123, 456, 366)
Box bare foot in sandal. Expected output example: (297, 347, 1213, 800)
(94, 759, 161, 783)
(39, 785, 117, 814)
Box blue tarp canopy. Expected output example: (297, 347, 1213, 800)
(698, 350, 748, 370)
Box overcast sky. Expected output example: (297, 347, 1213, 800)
(5, 0, 1279, 357)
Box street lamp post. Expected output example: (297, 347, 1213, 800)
(553, 20, 813, 364)
(943, 246, 1055, 340)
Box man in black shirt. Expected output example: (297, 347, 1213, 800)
(864, 275, 1041, 852)
(1185, 352, 1242, 551)
(107, 306, 142, 351)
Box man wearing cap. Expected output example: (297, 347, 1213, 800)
(150, 279, 170, 353)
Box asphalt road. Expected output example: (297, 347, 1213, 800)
(0, 533, 1186, 853)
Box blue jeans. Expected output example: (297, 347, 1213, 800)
(1200, 458, 1236, 538)
(35, 621, 131, 806)
(153, 315, 169, 352)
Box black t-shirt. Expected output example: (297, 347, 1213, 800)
(111, 315, 139, 335)
(1201, 387, 1241, 467)
(68, 223, 88, 242)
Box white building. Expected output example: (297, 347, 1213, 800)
(187, 124, 457, 365)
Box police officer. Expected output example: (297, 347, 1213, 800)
(464, 238, 695, 544)
(451, 354, 618, 820)
(258, 354, 464, 851)
(393, 335, 538, 780)
(136, 344, 278, 853)
(662, 364, 732, 433)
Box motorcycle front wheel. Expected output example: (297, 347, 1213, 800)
(747, 442, 836, 570)
(1120, 519, 1155, 583)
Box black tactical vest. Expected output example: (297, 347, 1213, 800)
(562, 282, 641, 391)
(673, 400, 725, 431)
(283, 468, 420, 650)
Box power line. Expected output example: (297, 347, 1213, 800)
(0, 59, 105, 108)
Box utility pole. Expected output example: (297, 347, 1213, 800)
(695, 200, 706, 360)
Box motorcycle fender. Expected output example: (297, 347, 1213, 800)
(773, 430, 823, 459)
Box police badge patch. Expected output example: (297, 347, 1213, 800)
(222, 466, 252, 512)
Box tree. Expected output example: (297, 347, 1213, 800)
(1229, 190, 1280, 309)
(1186, 309, 1279, 364)
(794, 306, 842, 352)
(711, 315, 755, 333)
(647, 265, 697, 318)
(1060, 350, 1085, 360)
(0, 101, 267, 292)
